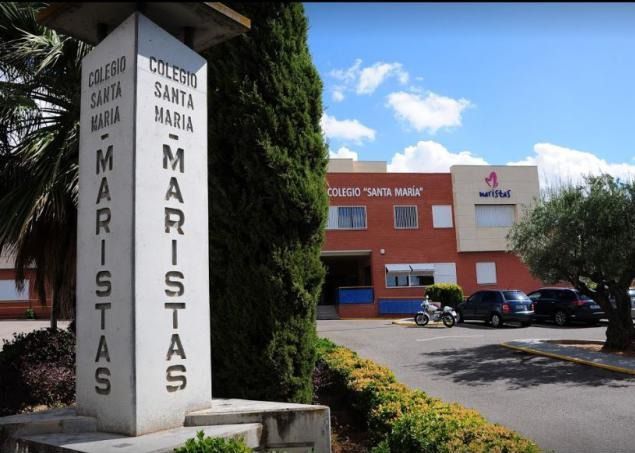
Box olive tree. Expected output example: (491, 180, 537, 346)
(508, 174, 635, 350)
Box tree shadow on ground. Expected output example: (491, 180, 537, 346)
(407, 344, 634, 390)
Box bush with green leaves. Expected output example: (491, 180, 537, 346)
(316, 338, 540, 452)
(174, 431, 252, 453)
(0, 328, 75, 416)
(424, 284, 464, 309)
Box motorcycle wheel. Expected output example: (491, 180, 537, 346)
(442, 315, 455, 328)
(415, 313, 429, 326)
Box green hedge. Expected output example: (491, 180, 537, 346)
(424, 283, 464, 309)
(316, 338, 540, 453)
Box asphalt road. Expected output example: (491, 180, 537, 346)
(318, 319, 635, 453)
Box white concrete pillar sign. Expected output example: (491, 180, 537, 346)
(77, 12, 211, 436)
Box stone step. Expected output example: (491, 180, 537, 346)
(0, 408, 97, 449)
(186, 398, 331, 453)
(316, 305, 339, 320)
(13, 423, 262, 453)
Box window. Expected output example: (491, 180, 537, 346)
(475, 205, 515, 227)
(467, 292, 483, 304)
(410, 274, 434, 286)
(0, 280, 29, 302)
(503, 291, 530, 301)
(385, 264, 435, 287)
(409, 263, 434, 286)
(482, 291, 500, 304)
(386, 273, 410, 287)
(558, 290, 576, 302)
(394, 206, 418, 229)
(326, 206, 367, 230)
(476, 262, 497, 284)
(432, 205, 453, 228)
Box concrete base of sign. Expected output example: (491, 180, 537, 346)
(0, 400, 331, 452)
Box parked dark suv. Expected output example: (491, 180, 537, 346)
(527, 288, 604, 326)
(456, 290, 534, 328)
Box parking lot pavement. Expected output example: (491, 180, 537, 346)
(0, 320, 70, 347)
(318, 319, 635, 453)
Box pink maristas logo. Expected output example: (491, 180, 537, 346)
(485, 171, 499, 188)
(480, 171, 511, 198)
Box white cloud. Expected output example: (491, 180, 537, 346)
(356, 62, 409, 94)
(331, 89, 345, 102)
(320, 113, 376, 144)
(508, 143, 635, 187)
(329, 59, 362, 84)
(386, 140, 635, 188)
(328, 59, 409, 98)
(388, 141, 488, 172)
(386, 91, 472, 134)
(329, 146, 358, 160)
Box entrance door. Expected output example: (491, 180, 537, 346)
(320, 254, 372, 305)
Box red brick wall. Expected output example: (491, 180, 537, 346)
(324, 172, 545, 317)
(0, 269, 51, 320)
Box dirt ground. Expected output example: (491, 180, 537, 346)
(547, 339, 635, 358)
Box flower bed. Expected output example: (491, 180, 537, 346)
(316, 338, 540, 453)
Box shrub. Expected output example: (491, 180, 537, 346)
(174, 431, 252, 453)
(316, 338, 540, 452)
(206, 2, 328, 404)
(424, 283, 464, 308)
(0, 328, 75, 415)
(25, 308, 35, 319)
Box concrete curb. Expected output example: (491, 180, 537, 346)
(501, 342, 635, 376)
(392, 319, 447, 328)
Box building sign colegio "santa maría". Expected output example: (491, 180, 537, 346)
(328, 186, 423, 198)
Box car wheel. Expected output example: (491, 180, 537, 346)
(490, 313, 503, 328)
(554, 310, 568, 327)
(456, 311, 464, 323)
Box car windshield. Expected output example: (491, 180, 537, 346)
(574, 292, 594, 301)
(503, 291, 530, 301)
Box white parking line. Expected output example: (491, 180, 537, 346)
(416, 335, 483, 342)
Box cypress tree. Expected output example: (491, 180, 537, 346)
(204, 3, 328, 403)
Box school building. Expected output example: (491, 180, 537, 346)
(0, 160, 543, 320)
(0, 253, 49, 319)
(321, 159, 544, 318)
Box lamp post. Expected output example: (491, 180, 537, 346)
(36, 2, 249, 437)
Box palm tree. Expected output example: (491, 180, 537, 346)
(0, 2, 88, 329)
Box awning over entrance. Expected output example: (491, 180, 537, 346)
(409, 263, 435, 273)
(385, 264, 411, 273)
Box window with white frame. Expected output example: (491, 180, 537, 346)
(476, 262, 497, 284)
(326, 206, 367, 230)
(432, 205, 453, 228)
(409, 273, 435, 286)
(385, 264, 435, 287)
(0, 280, 29, 302)
(475, 205, 515, 227)
(394, 206, 418, 229)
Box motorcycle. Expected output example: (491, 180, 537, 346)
(414, 297, 457, 327)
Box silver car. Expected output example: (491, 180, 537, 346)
(630, 289, 635, 319)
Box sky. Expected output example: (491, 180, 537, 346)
(304, 2, 635, 186)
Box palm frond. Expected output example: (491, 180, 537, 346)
(0, 2, 88, 322)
